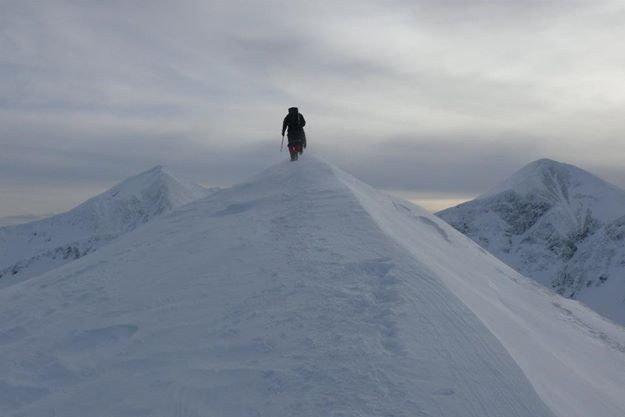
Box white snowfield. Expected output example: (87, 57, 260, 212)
(438, 159, 625, 325)
(0, 165, 212, 287)
(1, 156, 624, 417)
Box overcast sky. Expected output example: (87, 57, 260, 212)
(2, 0, 625, 216)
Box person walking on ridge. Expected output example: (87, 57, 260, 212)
(282, 107, 306, 161)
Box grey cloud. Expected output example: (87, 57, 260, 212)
(318, 135, 542, 194)
(388, 0, 592, 27)
(0, 121, 282, 188)
(2, 0, 625, 216)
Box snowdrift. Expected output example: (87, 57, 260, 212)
(0, 156, 624, 417)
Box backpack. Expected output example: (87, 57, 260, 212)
(287, 107, 303, 131)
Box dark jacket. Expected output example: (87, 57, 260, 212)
(282, 107, 306, 145)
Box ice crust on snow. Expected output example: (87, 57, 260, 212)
(438, 158, 625, 325)
(0, 166, 213, 287)
(0, 156, 624, 417)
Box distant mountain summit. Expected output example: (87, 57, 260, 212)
(0, 166, 215, 286)
(64, 165, 211, 236)
(438, 158, 625, 324)
(482, 159, 625, 220)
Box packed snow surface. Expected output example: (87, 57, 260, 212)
(1, 156, 624, 417)
(0, 166, 212, 287)
(438, 158, 625, 325)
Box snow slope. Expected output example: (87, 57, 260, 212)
(0, 156, 624, 417)
(556, 215, 625, 323)
(0, 166, 213, 287)
(438, 158, 625, 324)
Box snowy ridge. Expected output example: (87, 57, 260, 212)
(438, 158, 625, 324)
(0, 166, 214, 286)
(0, 156, 624, 417)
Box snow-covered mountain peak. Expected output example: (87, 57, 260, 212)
(469, 158, 625, 235)
(91, 164, 207, 210)
(0, 166, 214, 286)
(438, 159, 625, 325)
(482, 158, 623, 206)
(53, 164, 212, 236)
(147, 163, 165, 172)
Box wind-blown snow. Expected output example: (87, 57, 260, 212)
(0, 165, 213, 287)
(0, 156, 624, 417)
(438, 158, 625, 325)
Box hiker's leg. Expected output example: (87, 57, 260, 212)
(288, 145, 297, 161)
